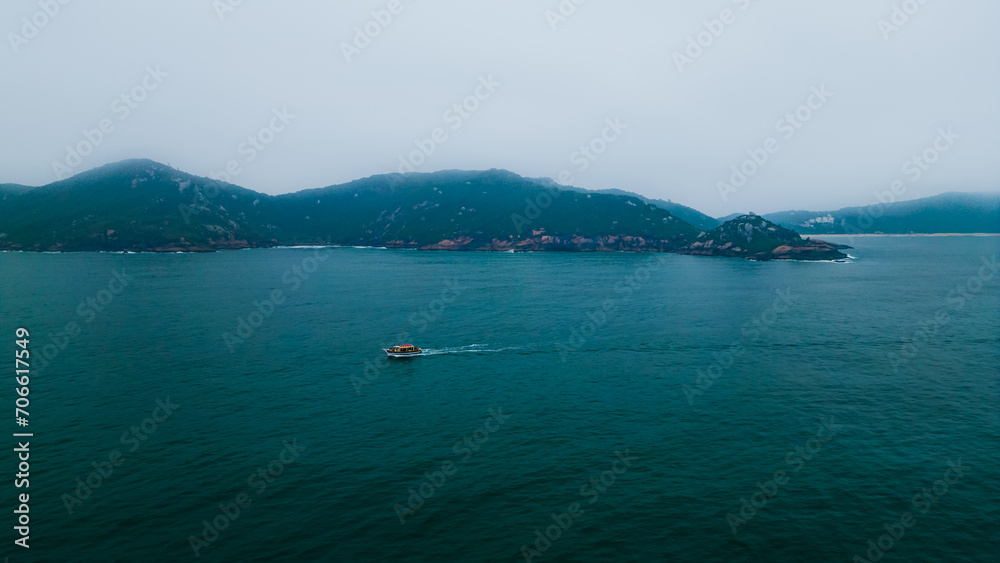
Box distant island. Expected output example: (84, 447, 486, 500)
(716, 192, 1000, 236)
(3, 159, 991, 260)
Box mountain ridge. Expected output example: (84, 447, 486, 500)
(0, 158, 844, 259)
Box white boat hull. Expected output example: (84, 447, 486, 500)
(385, 350, 422, 357)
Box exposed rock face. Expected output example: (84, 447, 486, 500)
(769, 241, 850, 260)
(405, 234, 691, 252)
(419, 236, 475, 250)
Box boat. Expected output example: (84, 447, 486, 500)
(385, 344, 423, 358)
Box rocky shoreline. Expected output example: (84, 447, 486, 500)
(379, 229, 850, 261)
(6, 229, 851, 261)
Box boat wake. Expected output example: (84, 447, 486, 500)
(421, 344, 519, 356)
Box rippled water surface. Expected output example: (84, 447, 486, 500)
(1, 236, 997, 561)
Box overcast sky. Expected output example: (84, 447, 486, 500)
(2, 0, 998, 216)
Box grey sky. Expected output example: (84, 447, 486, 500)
(2, 0, 998, 216)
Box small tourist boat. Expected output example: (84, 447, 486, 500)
(385, 344, 423, 358)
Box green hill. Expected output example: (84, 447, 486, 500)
(0, 183, 33, 202)
(0, 160, 280, 251)
(557, 186, 720, 231)
(268, 169, 700, 250)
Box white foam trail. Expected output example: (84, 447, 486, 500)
(422, 344, 519, 355)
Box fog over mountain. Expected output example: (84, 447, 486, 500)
(2, 1, 998, 217)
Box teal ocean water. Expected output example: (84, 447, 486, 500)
(1, 236, 998, 562)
